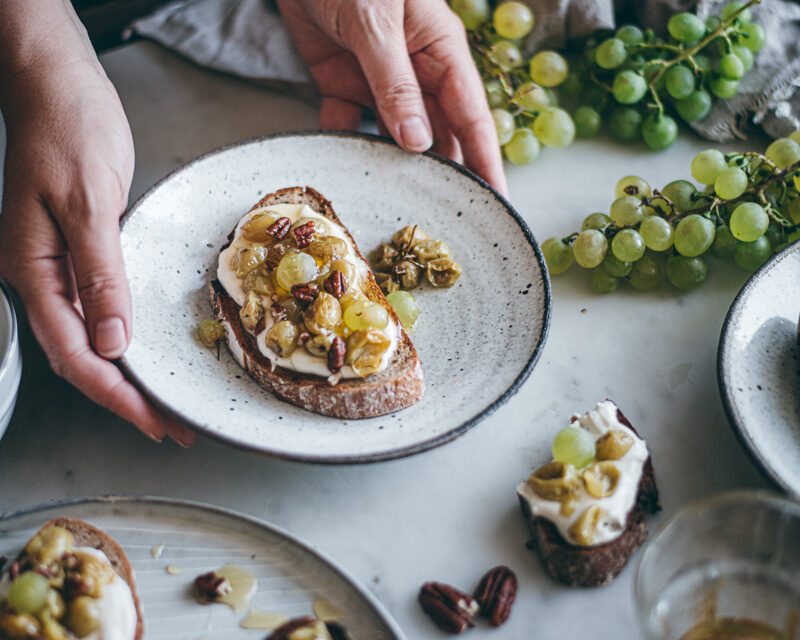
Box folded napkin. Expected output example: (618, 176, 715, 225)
(129, 0, 800, 141)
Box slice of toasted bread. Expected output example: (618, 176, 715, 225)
(518, 408, 660, 588)
(21, 518, 143, 639)
(209, 186, 425, 419)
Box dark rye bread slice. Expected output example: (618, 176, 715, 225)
(209, 186, 425, 419)
(518, 407, 660, 588)
(19, 518, 143, 640)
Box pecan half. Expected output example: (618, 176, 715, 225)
(194, 571, 232, 602)
(299, 331, 312, 343)
(323, 270, 346, 298)
(327, 336, 346, 373)
(292, 221, 315, 248)
(269, 616, 320, 640)
(418, 581, 479, 634)
(265, 259, 278, 272)
(61, 554, 80, 571)
(474, 565, 517, 627)
(64, 573, 90, 598)
(291, 283, 318, 303)
(271, 303, 287, 322)
(267, 217, 291, 240)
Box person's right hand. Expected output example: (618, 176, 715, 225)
(0, 30, 196, 447)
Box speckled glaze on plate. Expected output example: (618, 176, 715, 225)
(119, 131, 550, 463)
(718, 241, 800, 499)
(0, 496, 406, 640)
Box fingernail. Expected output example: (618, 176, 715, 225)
(400, 116, 432, 152)
(170, 430, 196, 448)
(95, 317, 127, 358)
(145, 431, 163, 444)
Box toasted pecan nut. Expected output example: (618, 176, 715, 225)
(64, 573, 90, 598)
(194, 571, 232, 602)
(271, 303, 288, 322)
(270, 616, 327, 640)
(418, 581, 479, 634)
(473, 565, 517, 627)
(323, 270, 347, 298)
(292, 221, 316, 248)
(265, 259, 278, 272)
(327, 336, 346, 374)
(267, 217, 291, 240)
(291, 283, 319, 303)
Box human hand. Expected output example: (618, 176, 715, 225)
(277, 0, 508, 196)
(0, 27, 196, 446)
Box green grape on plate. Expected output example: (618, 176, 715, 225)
(552, 426, 595, 468)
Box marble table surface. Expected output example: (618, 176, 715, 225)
(0, 42, 773, 638)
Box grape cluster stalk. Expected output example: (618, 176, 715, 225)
(542, 134, 800, 293)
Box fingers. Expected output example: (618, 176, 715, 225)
(343, 5, 433, 153)
(319, 96, 363, 131)
(424, 94, 462, 163)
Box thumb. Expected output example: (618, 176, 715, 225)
(59, 205, 132, 360)
(346, 8, 432, 152)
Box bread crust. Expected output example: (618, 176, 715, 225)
(519, 408, 660, 587)
(209, 186, 425, 419)
(24, 518, 143, 640)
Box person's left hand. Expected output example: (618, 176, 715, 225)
(277, 0, 508, 196)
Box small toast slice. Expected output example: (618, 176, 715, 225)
(518, 407, 660, 588)
(209, 186, 425, 419)
(17, 518, 143, 640)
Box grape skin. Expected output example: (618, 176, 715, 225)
(691, 149, 727, 185)
(493, 1, 534, 40)
(542, 237, 573, 274)
(640, 215, 674, 251)
(533, 108, 575, 148)
(573, 230, 608, 268)
(615, 175, 651, 199)
(612, 229, 646, 262)
(628, 254, 661, 290)
(674, 214, 715, 257)
(504, 128, 540, 165)
(529, 51, 568, 87)
(667, 255, 708, 290)
(730, 202, 768, 242)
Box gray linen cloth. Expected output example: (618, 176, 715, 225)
(129, 0, 800, 141)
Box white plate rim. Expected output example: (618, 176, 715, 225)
(117, 130, 552, 464)
(717, 240, 800, 499)
(0, 277, 19, 386)
(0, 494, 408, 640)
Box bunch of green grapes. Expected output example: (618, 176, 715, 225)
(450, 0, 575, 165)
(542, 134, 800, 293)
(559, 0, 765, 150)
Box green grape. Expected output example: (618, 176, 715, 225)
(610, 195, 644, 225)
(666, 255, 708, 290)
(787, 197, 800, 224)
(7, 572, 50, 614)
(612, 70, 647, 105)
(740, 23, 766, 52)
(386, 291, 420, 329)
(643, 60, 664, 83)
(721, 1, 752, 23)
(573, 106, 602, 138)
(691, 149, 727, 184)
(616, 25, 644, 46)
(515, 82, 549, 111)
(484, 79, 506, 109)
(709, 75, 739, 99)
(662, 179, 698, 213)
(595, 38, 627, 70)
(532, 107, 575, 147)
(765, 224, 784, 249)
(559, 72, 582, 98)
(694, 53, 712, 70)
(590, 267, 619, 294)
(766, 138, 800, 169)
(544, 88, 559, 106)
(602, 253, 632, 277)
(730, 202, 768, 241)
(718, 53, 745, 81)
(628, 254, 661, 290)
(674, 214, 715, 256)
(449, 0, 489, 29)
(541, 237, 574, 274)
(735, 235, 772, 270)
(581, 84, 608, 111)
(489, 40, 523, 70)
(493, 1, 534, 39)
(615, 175, 652, 199)
(665, 65, 695, 100)
(705, 16, 721, 31)
(676, 89, 712, 122)
(344, 299, 389, 330)
(612, 229, 646, 262)
(621, 53, 646, 73)
(529, 51, 568, 87)
(552, 426, 596, 467)
(276, 252, 317, 290)
(789, 130, 800, 147)
(504, 128, 540, 164)
(608, 107, 643, 143)
(668, 13, 705, 43)
(710, 225, 739, 259)
(714, 166, 748, 199)
(642, 113, 678, 151)
(492, 108, 515, 145)
(573, 229, 608, 268)
(582, 212, 611, 231)
(732, 45, 754, 72)
(640, 215, 674, 251)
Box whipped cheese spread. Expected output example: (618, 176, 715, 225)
(517, 400, 649, 546)
(217, 203, 399, 380)
(75, 547, 138, 640)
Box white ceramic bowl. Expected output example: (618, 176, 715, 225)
(0, 279, 22, 440)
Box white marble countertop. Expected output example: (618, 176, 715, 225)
(0, 42, 772, 638)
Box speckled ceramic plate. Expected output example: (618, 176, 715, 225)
(0, 278, 21, 442)
(718, 242, 800, 499)
(0, 496, 406, 640)
(119, 131, 550, 463)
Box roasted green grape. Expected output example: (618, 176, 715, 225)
(276, 252, 317, 290)
(7, 572, 50, 614)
